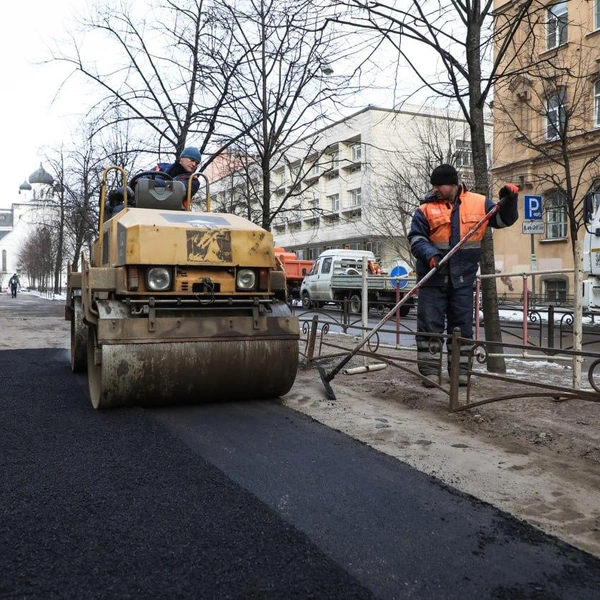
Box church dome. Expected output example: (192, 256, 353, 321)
(19, 180, 32, 191)
(29, 163, 54, 185)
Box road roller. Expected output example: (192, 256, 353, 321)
(65, 166, 299, 409)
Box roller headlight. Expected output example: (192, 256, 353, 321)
(236, 269, 256, 290)
(146, 267, 172, 291)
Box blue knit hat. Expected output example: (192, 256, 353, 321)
(180, 147, 201, 162)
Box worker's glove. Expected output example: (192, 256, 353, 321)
(429, 255, 444, 271)
(498, 183, 519, 206)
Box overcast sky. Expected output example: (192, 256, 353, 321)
(0, 0, 82, 208)
(0, 1, 438, 210)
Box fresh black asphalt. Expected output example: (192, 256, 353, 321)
(2, 295, 600, 598)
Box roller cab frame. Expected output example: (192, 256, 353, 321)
(66, 166, 299, 409)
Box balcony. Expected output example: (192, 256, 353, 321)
(341, 204, 362, 219)
(322, 211, 340, 222)
(341, 160, 361, 173)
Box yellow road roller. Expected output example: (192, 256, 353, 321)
(65, 167, 299, 409)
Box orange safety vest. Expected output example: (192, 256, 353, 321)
(419, 190, 488, 251)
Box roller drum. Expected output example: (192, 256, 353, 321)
(86, 303, 299, 409)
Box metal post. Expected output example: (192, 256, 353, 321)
(522, 274, 529, 355)
(361, 260, 368, 365)
(531, 234, 536, 299)
(474, 277, 481, 341)
(449, 328, 461, 411)
(548, 305, 554, 350)
(304, 315, 319, 370)
(395, 285, 401, 348)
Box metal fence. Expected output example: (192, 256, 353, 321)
(297, 309, 600, 413)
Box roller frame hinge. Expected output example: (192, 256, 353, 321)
(252, 299, 260, 330)
(148, 298, 156, 332)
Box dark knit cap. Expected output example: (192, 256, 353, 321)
(430, 164, 459, 186)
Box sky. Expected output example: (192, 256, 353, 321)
(1, 0, 82, 208)
(0, 1, 438, 211)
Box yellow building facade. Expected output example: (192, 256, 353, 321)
(491, 0, 600, 303)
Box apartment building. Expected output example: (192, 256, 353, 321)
(491, 0, 600, 302)
(209, 106, 485, 272)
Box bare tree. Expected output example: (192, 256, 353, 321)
(212, 0, 369, 230)
(329, 0, 540, 372)
(49, 0, 251, 166)
(365, 113, 479, 266)
(18, 228, 55, 291)
(493, 31, 600, 388)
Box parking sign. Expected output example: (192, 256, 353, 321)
(524, 195, 542, 220)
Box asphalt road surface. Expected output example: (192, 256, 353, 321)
(2, 295, 600, 598)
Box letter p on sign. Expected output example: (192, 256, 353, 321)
(524, 195, 542, 220)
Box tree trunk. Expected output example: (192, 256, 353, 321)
(572, 239, 583, 389)
(467, 22, 506, 374)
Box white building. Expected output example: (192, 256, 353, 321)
(209, 106, 487, 271)
(0, 164, 56, 289)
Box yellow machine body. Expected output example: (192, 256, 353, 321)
(66, 173, 298, 409)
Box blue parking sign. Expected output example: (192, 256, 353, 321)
(524, 195, 542, 220)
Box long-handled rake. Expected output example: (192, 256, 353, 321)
(317, 195, 512, 400)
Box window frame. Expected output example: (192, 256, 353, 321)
(595, 80, 600, 128)
(455, 140, 472, 168)
(327, 193, 340, 212)
(348, 188, 362, 207)
(546, 88, 566, 140)
(330, 151, 339, 170)
(544, 277, 568, 304)
(546, 2, 568, 50)
(544, 191, 568, 240)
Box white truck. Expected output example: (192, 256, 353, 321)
(582, 194, 600, 311)
(299, 249, 416, 316)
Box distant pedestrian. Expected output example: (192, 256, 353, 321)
(8, 273, 20, 298)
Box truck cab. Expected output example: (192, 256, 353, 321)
(300, 249, 414, 315)
(301, 250, 377, 307)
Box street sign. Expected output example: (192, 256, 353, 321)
(524, 195, 543, 220)
(390, 264, 409, 289)
(531, 253, 537, 271)
(522, 220, 545, 235)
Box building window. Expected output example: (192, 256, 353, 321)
(545, 192, 568, 239)
(595, 81, 600, 128)
(2, 250, 6, 273)
(455, 140, 472, 168)
(348, 188, 362, 207)
(351, 143, 362, 162)
(331, 151, 339, 170)
(547, 2, 567, 50)
(275, 169, 285, 186)
(546, 89, 566, 140)
(596, 0, 600, 31)
(544, 278, 567, 303)
(328, 194, 339, 212)
(289, 205, 301, 222)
